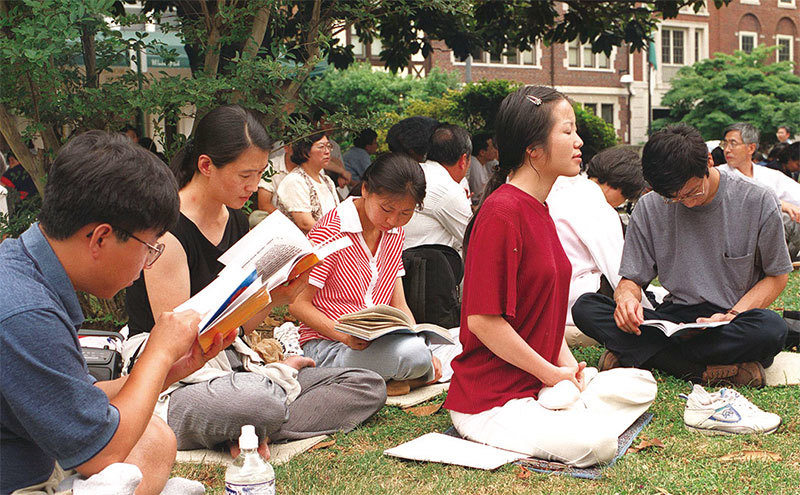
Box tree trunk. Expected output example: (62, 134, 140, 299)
(230, 5, 271, 105)
(191, 0, 224, 133)
(0, 104, 47, 197)
(262, 0, 323, 130)
(81, 23, 98, 89)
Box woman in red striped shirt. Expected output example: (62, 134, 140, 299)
(290, 153, 442, 395)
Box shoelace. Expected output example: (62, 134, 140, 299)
(718, 388, 763, 415)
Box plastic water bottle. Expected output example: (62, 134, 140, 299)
(224, 425, 275, 495)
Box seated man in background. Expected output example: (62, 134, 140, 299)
(403, 124, 473, 253)
(572, 124, 790, 388)
(0, 131, 231, 494)
(717, 123, 800, 261)
(343, 128, 378, 184)
(466, 132, 498, 207)
(547, 147, 649, 347)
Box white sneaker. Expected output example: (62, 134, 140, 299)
(273, 322, 304, 356)
(681, 384, 781, 435)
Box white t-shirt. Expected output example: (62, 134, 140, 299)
(276, 167, 339, 217)
(718, 163, 800, 207)
(403, 160, 472, 252)
(547, 175, 626, 325)
(257, 144, 291, 207)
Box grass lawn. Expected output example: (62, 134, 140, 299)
(174, 270, 800, 494)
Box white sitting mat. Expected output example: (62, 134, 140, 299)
(385, 382, 449, 407)
(175, 435, 329, 466)
(764, 351, 800, 386)
(384, 432, 527, 470)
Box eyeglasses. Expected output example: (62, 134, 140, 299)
(312, 143, 333, 151)
(86, 228, 165, 267)
(662, 177, 706, 204)
(720, 140, 745, 150)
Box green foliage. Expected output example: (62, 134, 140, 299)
(306, 64, 459, 121)
(574, 103, 619, 164)
(448, 79, 521, 132)
(657, 45, 800, 144)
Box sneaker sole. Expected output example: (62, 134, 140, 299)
(685, 423, 780, 435)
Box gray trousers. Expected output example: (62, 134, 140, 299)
(167, 367, 386, 450)
(783, 212, 800, 261)
(303, 334, 434, 382)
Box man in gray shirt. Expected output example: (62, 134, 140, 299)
(572, 124, 790, 387)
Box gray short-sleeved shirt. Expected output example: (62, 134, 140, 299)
(620, 168, 792, 309)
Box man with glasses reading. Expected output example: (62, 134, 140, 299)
(0, 131, 232, 494)
(717, 122, 800, 261)
(572, 124, 790, 388)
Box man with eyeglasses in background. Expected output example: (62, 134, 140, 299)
(572, 124, 790, 390)
(717, 122, 800, 261)
(0, 131, 232, 494)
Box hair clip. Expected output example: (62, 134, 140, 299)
(526, 95, 542, 106)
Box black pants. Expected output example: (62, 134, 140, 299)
(572, 293, 787, 369)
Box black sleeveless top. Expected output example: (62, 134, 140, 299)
(125, 208, 249, 336)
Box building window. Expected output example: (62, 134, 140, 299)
(739, 31, 757, 53)
(777, 35, 794, 62)
(567, 40, 611, 69)
(601, 104, 614, 125)
(778, 0, 796, 8)
(694, 29, 704, 63)
(583, 103, 597, 115)
(662, 28, 686, 65)
(456, 46, 539, 66)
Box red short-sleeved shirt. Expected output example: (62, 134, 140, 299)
(298, 198, 405, 346)
(444, 184, 571, 414)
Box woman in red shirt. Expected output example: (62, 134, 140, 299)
(290, 153, 442, 395)
(444, 86, 656, 467)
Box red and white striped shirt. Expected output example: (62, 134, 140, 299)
(299, 197, 406, 346)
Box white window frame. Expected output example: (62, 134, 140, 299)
(661, 27, 688, 65)
(564, 41, 615, 72)
(777, 0, 796, 8)
(776, 34, 794, 62)
(740, 0, 760, 4)
(739, 31, 758, 53)
(451, 44, 542, 68)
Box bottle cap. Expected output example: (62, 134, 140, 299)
(239, 425, 258, 450)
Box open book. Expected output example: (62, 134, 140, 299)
(640, 319, 729, 338)
(335, 304, 456, 345)
(175, 211, 351, 351)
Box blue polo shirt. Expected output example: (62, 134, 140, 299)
(0, 224, 120, 494)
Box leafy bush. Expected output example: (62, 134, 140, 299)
(657, 45, 800, 144)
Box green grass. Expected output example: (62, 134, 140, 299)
(174, 271, 800, 494)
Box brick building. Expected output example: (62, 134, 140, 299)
(348, 0, 798, 144)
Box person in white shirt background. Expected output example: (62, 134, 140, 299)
(776, 125, 793, 145)
(717, 122, 800, 260)
(466, 132, 498, 207)
(547, 146, 663, 347)
(403, 124, 473, 253)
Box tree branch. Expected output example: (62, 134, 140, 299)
(0, 104, 47, 196)
(81, 23, 99, 89)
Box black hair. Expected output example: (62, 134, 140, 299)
(778, 142, 799, 164)
(362, 152, 426, 207)
(386, 116, 440, 161)
(464, 85, 568, 250)
(290, 131, 327, 166)
(120, 124, 138, 136)
(641, 124, 708, 198)
(170, 105, 271, 189)
(585, 146, 647, 201)
(39, 130, 179, 240)
(711, 146, 726, 166)
(139, 137, 157, 153)
(778, 124, 792, 135)
(427, 124, 472, 166)
(768, 142, 788, 161)
(471, 132, 493, 157)
(353, 128, 378, 149)
(7, 151, 17, 162)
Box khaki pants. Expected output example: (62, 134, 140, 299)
(564, 325, 600, 348)
(12, 464, 74, 495)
